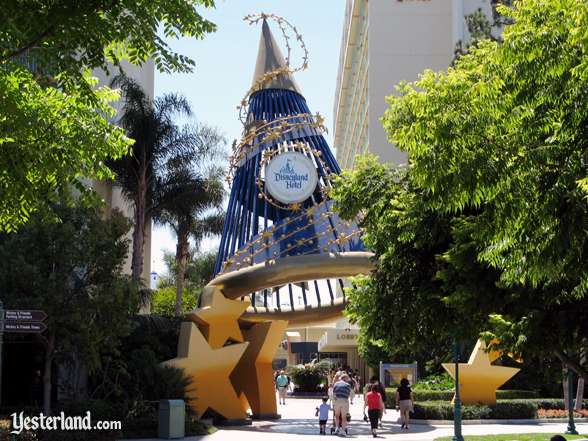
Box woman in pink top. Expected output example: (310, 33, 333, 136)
(364, 384, 385, 438)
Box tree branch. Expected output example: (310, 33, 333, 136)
(554, 347, 588, 382)
(2, 27, 54, 63)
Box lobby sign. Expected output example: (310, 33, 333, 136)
(265, 151, 318, 204)
(318, 329, 359, 352)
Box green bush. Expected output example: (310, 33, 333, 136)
(60, 399, 123, 422)
(287, 361, 330, 392)
(413, 373, 455, 391)
(526, 399, 587, 410)
(497, 390, 539, 399)
(411, 400, 537, 420)
(488, 400, 538, 419)
(413, 390, 454, 401)
(384, 389, 538, 406)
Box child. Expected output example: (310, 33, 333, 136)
(315, 396, 331, 435)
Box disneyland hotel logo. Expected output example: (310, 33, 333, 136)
(273, 159, 309, 190)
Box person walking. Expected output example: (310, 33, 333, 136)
(346, 373, 356, 404)
(332, 373, 352, 436)
(315, 396, 331, 435)
(364, 384, 386, 437)
(276, 370, 289, 405)
(396, 378, 414, 430)
(365, 376, 387, 428)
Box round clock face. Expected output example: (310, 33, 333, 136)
(264, 151, 319, 204)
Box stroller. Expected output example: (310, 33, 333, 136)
(330, 411, 352, 434)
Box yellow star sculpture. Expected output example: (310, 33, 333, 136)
(163, 322, 249, 420)
(187, 286, 250, 349)
(442, 339, 520, 405)
(231, 320, 288, 417)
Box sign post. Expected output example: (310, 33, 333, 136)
(0, 307, 47, 406)
(452, 340, 464, 441)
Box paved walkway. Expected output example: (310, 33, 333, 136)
(132, 395, 588, 441)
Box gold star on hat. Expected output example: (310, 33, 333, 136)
(442, 339, 520, 405)
(163, 322, 249, 420)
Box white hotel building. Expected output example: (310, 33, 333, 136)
(333, 0, 496, 169)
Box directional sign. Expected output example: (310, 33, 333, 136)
(2, 321, 47, 333)
(4, 310, 47, 322)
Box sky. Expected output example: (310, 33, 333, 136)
(151, 0, 346, 276)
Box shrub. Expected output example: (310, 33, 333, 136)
(287, 361, 330, 392)
(60, 399, 123, 422)
(413, 391, 454, 402)
(488, 400, 537, 419)
(411, 400, 537, 420)
(413, 373, 454, 391)
(496, 390, 539, 399)
(385, 389, 539, 407)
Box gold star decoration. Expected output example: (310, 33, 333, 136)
(188, 286, 250, 349)
(442, 339, 520, 405)
(163, 322, 249, 420)
(231, 320, 289, 417)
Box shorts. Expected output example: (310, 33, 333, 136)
(278, 386, 287, 398)
(399, 399, 413, 413)
(333, 398, 349, 421)
(319, 419, 327, 425)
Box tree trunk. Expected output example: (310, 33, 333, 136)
(43, 332, 55, 415)
(131, 178, 147, 284)
(576, 377, 585, 410)
(174, 229, 190, 316)
(576, 349, 586, 409)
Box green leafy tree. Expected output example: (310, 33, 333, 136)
(1, 0, 216, 78)
(153, 157, 225, 315)
(152, 286, 199, 316)
(332, 156, 498, 367)
(108, 76, 210, 284)
(0, 68, 132, 232)
(378, 0, 588, 379)
(0, 0, 217, 232)
(154, 251, 217, 315)
(0, 203, 138, 414)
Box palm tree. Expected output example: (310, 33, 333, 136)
(108, 76, 209, 286)
(153, 162, 226, 316)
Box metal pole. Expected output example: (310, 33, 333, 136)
(0, 300, 4, 407)
(566, 367, 578, 435)
(452, 340, 464, 441)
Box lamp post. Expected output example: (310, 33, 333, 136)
(565, 367, 578, 435)
(0, 300, 4, 407)
(452, 340, 464, 441)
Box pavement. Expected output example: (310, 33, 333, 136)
(131, 394, 588, 441)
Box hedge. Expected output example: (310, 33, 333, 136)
(384, 389, 539, 407)
(411, 400, 537, 420)
(408, 399, 588, 420)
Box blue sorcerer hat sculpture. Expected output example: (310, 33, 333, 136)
(164, 14, 374, 422)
